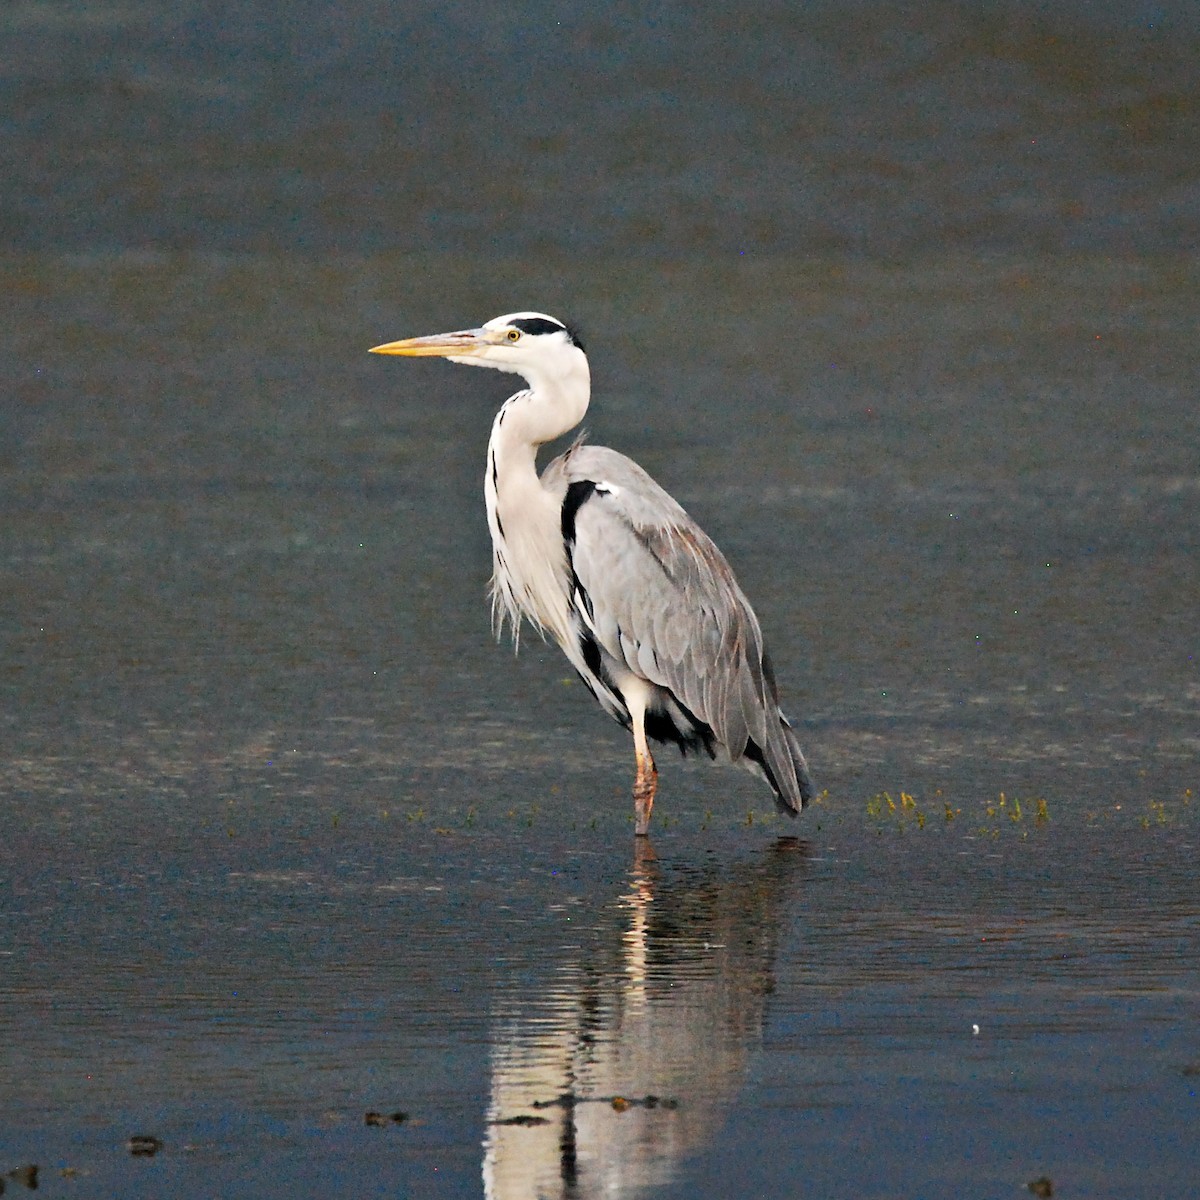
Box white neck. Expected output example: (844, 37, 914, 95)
(483, 353, 590, 646)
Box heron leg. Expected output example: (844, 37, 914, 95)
(633, 748, 658, 837)
(624, 680, 658, 836)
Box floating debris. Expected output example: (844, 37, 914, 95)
(528, 1092, 678, 1113)
(5, 1164, 39, 1189)
(126, 1135, 163, 1157)
(1027, 1176, 1054, 1198)
(364, 1111, 408, 1127)
(489, 1114, 551, 1127)
(608, 1094, 678, 1112)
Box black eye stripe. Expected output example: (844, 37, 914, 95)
(507, 317, 586, 352)
(508, 317, 566, 337)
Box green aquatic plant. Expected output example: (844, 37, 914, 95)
(865, 792, 890, 818)
(1141, 799, 1169, 829)
(867, 789, 1050, 837)
(866, 790, 928, 831)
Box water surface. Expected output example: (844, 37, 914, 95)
(2, 2, 1199, 1196)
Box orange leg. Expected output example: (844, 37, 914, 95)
(626, 683, 658, 836)
(633, 746, 658, 836)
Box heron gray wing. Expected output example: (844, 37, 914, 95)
(552, 445, 796, 792)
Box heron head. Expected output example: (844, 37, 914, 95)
(370, 312, 586, 378)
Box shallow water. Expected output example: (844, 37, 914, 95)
(2, 801, 1198, 1197)
(3, 246, 1197, 1199)
(3, 2, 1200, 1196)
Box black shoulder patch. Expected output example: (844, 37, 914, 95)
(509, 316, 585, 352)
(561, 479, 597, 546)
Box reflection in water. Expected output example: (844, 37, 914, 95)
(483, 838, 809, 1198)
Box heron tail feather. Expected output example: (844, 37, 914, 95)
(742, 711, 815, 816)
(773, 714, 815, 816)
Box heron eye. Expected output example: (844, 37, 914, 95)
(506, 329, 521, 342)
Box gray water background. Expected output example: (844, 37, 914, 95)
(2, 2, 1198, 1197)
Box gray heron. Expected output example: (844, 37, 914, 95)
(370, 312, 814, 835)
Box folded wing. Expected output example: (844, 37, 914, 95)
(552, 445, 813, 812)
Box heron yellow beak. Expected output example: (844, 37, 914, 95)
(369, 329, 488, 357)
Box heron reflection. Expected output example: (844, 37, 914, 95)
(483, 837, 809, 1198)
